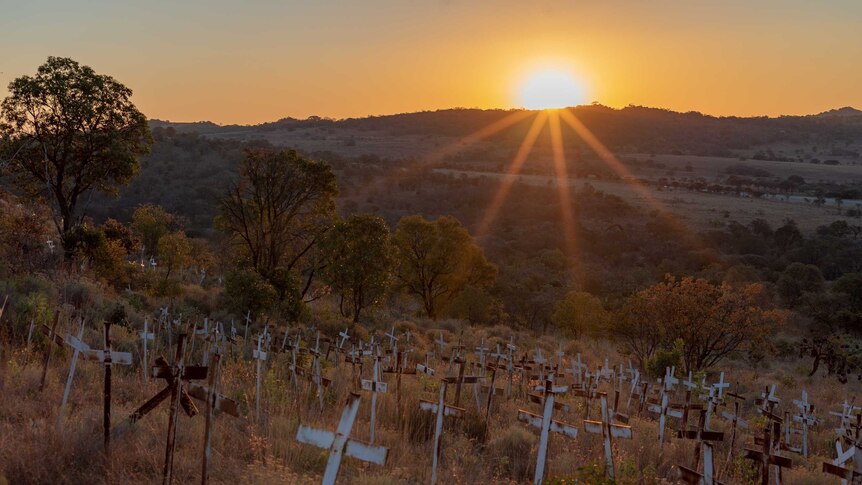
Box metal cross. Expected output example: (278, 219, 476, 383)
(517, 378, 578, 484)
(296, 393, 388, 485)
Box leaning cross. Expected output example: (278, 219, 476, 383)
(584, 392, 633, 480)
(517, 378, 578, 485)
(296, 393, 388, 485)
(420, 376, 467, 484)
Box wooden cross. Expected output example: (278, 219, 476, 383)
(756, 384, 781, 422)
(555, 343, 565, 372)
(309, 332, 329, 410)
(361, 347, 388, 444)
(678, 408, 724, 472)
(517, 378, 578, 485)
(791, 390, 816, 458)
(626, 368, 641, 412)
(711, 372, 729, 400)
(474, 337, 489, 372)
(573, 374, 600, 419)
(434, 331, 446, 361)
(382, 349, 415, 423)
(584, 392, 633, 480)
(720, 393, 748, 478)
(140, 318, 155, 379)
(450, 357, 480, 407)
(831, 399, 861, 437)
(243, 310, 252, 345)
(482, 344, 505, 429)
(122, 335, 207, 484)
(648, 392, 684, 448)
(662, 366, 680, 393)
(744, 423, 792, 485)
(100, 322, 133, 461)
(420, 377, 466, 484)
(570, 353, 588, 387)
(822, 421, 860, 485)
(678, 442, 722, 485)
(337, 327, 350, 352)
(187, 352, 239, 485)
(384, 326, 398, 353)
(416, 353, 435, 376)
(296, 393, 388, 485)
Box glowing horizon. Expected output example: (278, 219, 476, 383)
(2, 1, 861, 125)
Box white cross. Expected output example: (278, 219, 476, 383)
(384, 326, 398, 351)
(475, 337, 489, 371)
(338, 328, 350, 350)
(711, 372, 729, 399)
(682, 370, 697, 391)
(791, 390, 816, 458)
(626, 369, 641, 411)
(416, 353, 435, 376)
(648, 392, 683, 448)
(140, 319, 155, 378)
(59, 320, 87, 418)
(244, 311, 252, 343)
(419, 377, 466, 484)
(517, 379, 577, 484)
(360, 347, 388, 444)
(295, 393, 388, 485)
(584, 393, 633, 481)
(662, 366, 679, 392)
(555, 343, 565, 370)
(571, 353, 587, 386)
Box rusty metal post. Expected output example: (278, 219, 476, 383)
(201, 352, 220, 485)
(454, 358, 466, 406)
(163, 334, 187, 485)
(39, 310, 61, 392)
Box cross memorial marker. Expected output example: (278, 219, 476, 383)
(295, 393, 388, 485)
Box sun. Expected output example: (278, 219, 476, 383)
(517, 67, 587, 110)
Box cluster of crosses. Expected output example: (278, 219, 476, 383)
(16, 300, 862, 485)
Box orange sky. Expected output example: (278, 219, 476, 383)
(2, 1, 861, 124)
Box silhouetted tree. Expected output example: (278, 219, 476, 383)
(0, 57, 151, 256)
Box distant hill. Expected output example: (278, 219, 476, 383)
(149, 105, 862, 159)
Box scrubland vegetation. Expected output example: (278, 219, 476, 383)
(3, 57, 862, 484)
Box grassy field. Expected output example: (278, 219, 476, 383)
(1, 312, 859, 484)
(436, 169, 857, 233)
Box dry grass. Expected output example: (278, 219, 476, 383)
(1, 317, 861, 484)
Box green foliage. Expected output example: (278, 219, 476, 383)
(320, 214, 392, 322)
(156, 231, 192, 279)
(448, 285, 501, 325)
(0, 56, 152, 253)
(222, 268, 278, 319)
(218, 148, 337, 283)
(776, 262, 824, 307)
(65, 224, 130, 286)
(550, 291, 609, 338)
(393, 215, 496, 319)
(131, 204, 177, 257)
(646, 339, 684, 379)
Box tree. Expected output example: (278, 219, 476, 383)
(550, 291, 609, 338)
(131, 204, 177, 257)
(776, 263, 824, 307)
(218, 149, 337, 302)
(157, 231, 192, 280)
(320, 214, 393, 322)
(615, 275, 784, 372)
(0, 57, 151, 256)
(393, 215, 496, 319)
